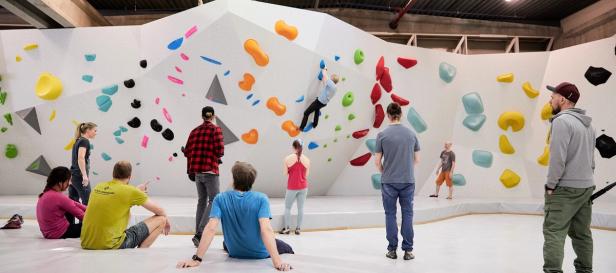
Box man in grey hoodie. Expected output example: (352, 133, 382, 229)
(543, 82, 596, 273)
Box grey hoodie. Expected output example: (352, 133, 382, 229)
(546, 108, 596, 189)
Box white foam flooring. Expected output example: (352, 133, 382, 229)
(1, 214, 615, 273)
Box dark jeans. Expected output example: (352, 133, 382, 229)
(223, 239, 294, 256)
(299, 99, 326, 130)
(195, 173, 220, 237)
(68, 173, 91, 205)
(60, 223, 82, 239)
(381, 183, 415, 252)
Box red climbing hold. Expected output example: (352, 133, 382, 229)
(371, 83, 382, 105)
(391, 93, 410, 106)
(352, 129, 370, 139)
(374, 104, 384, 128)
(380, 67, 392, 92)
(350, 152, 372, 166)
(376, 56, 385, 81)
(397, 57, 417, 69)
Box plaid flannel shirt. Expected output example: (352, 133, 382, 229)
(184, 121, 224, 175)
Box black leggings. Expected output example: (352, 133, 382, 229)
(61, 223, 82, 239)
(223, 239, 294, 256)
(299, 99, 326, 130)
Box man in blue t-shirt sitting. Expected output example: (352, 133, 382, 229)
(299, 67, 339, 131)
(177, 162, 294, 271)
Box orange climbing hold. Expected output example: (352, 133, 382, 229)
(242, 129, 259, 144)
(281, 120, 300, 137)
(244, 39, 269, 67)
(275, 20, 298, 41)
(267, 97, 287, 116)
(239, 73, 255, 91)
(350, 152, 372, 166)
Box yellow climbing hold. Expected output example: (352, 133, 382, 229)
(499, 134, 515, 154)
(23, 43, 39, 51)
(497, 73, 514, 83)
(49, 109, 56, 121)
(537, 146, 549, 166)
(64, 138, 76, 151)
(16, 55, 22, 62)
(541, 103, 553, 120)
(497, 111, 525, 132)
(522, 81, 539, 98)
(72, 120, 80, 127)
(499, 169, 520, 188)
(35, 72, 63, 100)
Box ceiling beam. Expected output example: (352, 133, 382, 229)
(0, 0, 60, 28)
(26, 0, 110, 27)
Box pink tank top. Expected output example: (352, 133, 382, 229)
(287, 156, 307, 190)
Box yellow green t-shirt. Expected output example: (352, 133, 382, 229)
(81, 180, 148, 249)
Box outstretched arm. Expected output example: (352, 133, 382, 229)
(176, 218, 220, 268)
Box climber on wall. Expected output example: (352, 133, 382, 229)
(299, 66, 339, 131)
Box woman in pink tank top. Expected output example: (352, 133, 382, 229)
(280, 139, 310, 235)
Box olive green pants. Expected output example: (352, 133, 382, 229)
(543, 186, 595, 273)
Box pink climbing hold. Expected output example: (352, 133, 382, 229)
(352, 129, 370, 139)
(185, 25, 197, 39)
(374, 104, 385, 128)
(141, 135, 149, 148)
(350, 152, 372, 166)
(380, 67, 392, 92)
(180, 53, 189, 61)
(162, 108, 173, 124)
(168, 156, 173, 162)
(391, 93, 410, 106)
(182, 93, 186, 97)
(175, 66, 183, 73)
(397, 57, 418, 69)
(167, 75, 184, 85)
(155, 97, 160, 105)
(371, 83, 382, 105)
(376, 56, 385, 81)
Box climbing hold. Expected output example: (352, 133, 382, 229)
(407, 107, 427, 133)
(334, 55, 340, 61)
(35, 72, 63, 100)
(101, 153, 112, 161)
(49, 109, 56, 121)
(15, 107, 41, 134)
(162, 128, 174, 141)
(63, 138, 75, 151)
(350, 153, 372, 166)
(167, 75, 184, 85)
(319, 60, 326, 69)
(124, 79, 135, 88)
(82, 75, 93, 83)
(84, 54, 96, 62)
(342, 92, 354, 107)
(499, 169, 521, 188)
(327, 157, 332, 162)
(461, 92, 484, 114)
(541, 103, 553, 120)
(323, 144, 328, 148)
(379, 67, 392, 92)
(537, 146, 550, 166)
(308, 141, 319, 150)
(246, 94, 253, 100)
(131, 99, 141, 109)
(266, 97, 287, 116)
(141, 135, 149, 148)
(96, 95, 112, 112)
(15, 55, 22, 62)
(302, 122, 313, 133)
(252, 100, 261, 106)
(185, 25, 197, 38)
(463, 114, 487, 132)
(244, 39, 269, 67)
(499, 135, 515, 154)
(348, 113, 356, 121)
(371, 174, 382, 190)
(596, 134, 616, 159)
(224, 70, 230, 76)
(174, 66, 182, 73)
(452, 174, 466, 186)
(472, 150, 493, 168)
(139, 59, 147, 68)
(397, 57, 417, 69)
(281, 120, 300, 137)
(522, 82, 539, 98)
(0, 127, 6, 133)
(173, 153, 178, 157)
(113, 129, 121, 137)
(376, 56, 385, 80)
(366, 139, 376, 154)
(335, 125, 342, 132)
(496, 73, 514, 83)
(374, 104, 384, 128)
(200, 56, 222, 65)
(295, 95, 304, 103)
(23, 43, 38, 51)
(101, 84, 119, 96)
(275, 20, 298, 41)
(317, 70, 323, 81)
(324, 114, 329, 119)
(150, 119, 163, 132)
(0, 90, 6, 105)
(352, 129, 369, 139)
(498, 111, 525, 132)
(354, 49, 364, 65)
(26, 155, 52, 176)
(390, 93, 409, 106)
(371, 83, 382, 105)
(162, 108, 173, 123)
(5, 144, 18, 159)
(4, 113, 12, 126)
(206, 75, 227, 105)
(333, 138, 338, 143)
(239, 73, 255, 91)
(439, 62, 456, 83)
(180, 53, 189, 61)
(167, 37, 184, 50)
(120, 126, 128, 132)
(584, 66, 612, 86)
(115, 137, 124, 144)
(242, 129, 259, 144)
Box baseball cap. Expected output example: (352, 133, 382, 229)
(546, 82, 580, 104)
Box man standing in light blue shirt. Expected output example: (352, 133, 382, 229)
(299, 66, 339, 131)
(177, 162, 294, 271)
(375, 103, 420, 261)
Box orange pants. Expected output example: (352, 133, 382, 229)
(435, 171, 452, 187)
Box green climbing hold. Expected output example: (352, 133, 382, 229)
(342, 92, 354, 107)
(5, 144, 18, 158)
(335, 125, 342, 131)
(342, 77, 346, 81)
(0, 90, 7, 105)
(4, 113, 12, 126)
(327, 157, 332, 162)
(333, 138, 338, 143)
(348, 114, 356, 121)
(323, 144, 328, 148)
(354, 49, 364, 65)
(0, 127, 7, 133)
(324, 114, 329, 120)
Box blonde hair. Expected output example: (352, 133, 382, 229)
(75, 122, 97, 139)
(331, 74, 340, 84)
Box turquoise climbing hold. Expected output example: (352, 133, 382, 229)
(115, 137, 124, 144)
(119, 126, 128, 132)
(371, 174, 382, 190)
(366, 139, 376, 154)
(101, 152, 112, 161)
(452, 174, 466, 186)
(84, 54, 96, 62)
(407, 107, 427, 133)
(82, 75, 93, 83)
(96, 95, 112, 112)
(113, 129, 122, 137)
(472, 150, 493, 168)
(463, 114, 487, 132)
(101, 84, 118, 96)
(462, 92, 484, 114)
(439, 62, 456, 83)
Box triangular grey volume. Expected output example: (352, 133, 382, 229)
(15, 107, 41, 134)
(15, 107, 33, 120)
(206, 75, 227, 105)
(215, 117, 239, 145)
(26, 155, 52, 176)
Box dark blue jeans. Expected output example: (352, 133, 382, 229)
(381, 183, 415, 252)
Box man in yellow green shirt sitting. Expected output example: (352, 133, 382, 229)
(81, 161, 171, 249)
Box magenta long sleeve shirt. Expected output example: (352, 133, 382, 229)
(36, 191, 86, 239)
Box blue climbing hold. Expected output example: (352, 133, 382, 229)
(246, 94, 253, 100)
(224, 70, 230, 76)
(82, 75, 93, 83)
(96, 95, 112, 112)
(308, 141, 319, 150)
(407, 107, 428, 133)
(296, 95, 305, 103)
(200, 56, 222, 65)
(167, 37, 184, 50)
(334, 55, 340, 61)
(463, 114, 487, 132)
(302, 122, 314, 132)
(319, 59, 326, 69)
(252, 100, 260, 106)
(452, 174, 466, 186)
(439, 62, 456, 83)
(101, 84, 118, 96)
(462, 92, 484, 114)
(317, 70, 323, 81)
(472, 150, 493, 168)
(84, 54, 96, 62)
(115, 137, 124, 144)
(371, 174, 382, 190)
(366, 139, 376, 154)
(101, 152, 112, 161)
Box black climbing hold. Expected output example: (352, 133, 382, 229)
(150, 119, 163, 132)
(139, 59, 147, 68)
(127, 117, 141, 128)
(131, 99, 141, 109)
(596, 134, 616, 159)
(173, 153, 178, 157)
(124, 79, 136, 88)
(584, 66, 612, 86)
(162, 128, 174, 141)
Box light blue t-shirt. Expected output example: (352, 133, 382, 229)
(210, 190, 272, 259)
(375, 124, 420, 184)
(317, 79, 337, 105)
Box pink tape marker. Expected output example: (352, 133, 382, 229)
(185, 25, 197, 39)
(141, 135, 149, 148)
(162, 107, 173, 124)
(167, 75, 184, 85)
(180, 53, 189, 61)
(175, 66, 183, 73)
(155, 97, 160, 105)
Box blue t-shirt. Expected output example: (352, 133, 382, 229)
(210, 190, 272, 259)
(375, 124, 420, 184)
(317, 79, 337, 105)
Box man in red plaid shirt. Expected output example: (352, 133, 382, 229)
(183, 106, 224, 247)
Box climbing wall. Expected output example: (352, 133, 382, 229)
(0, 0, 614, 200)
